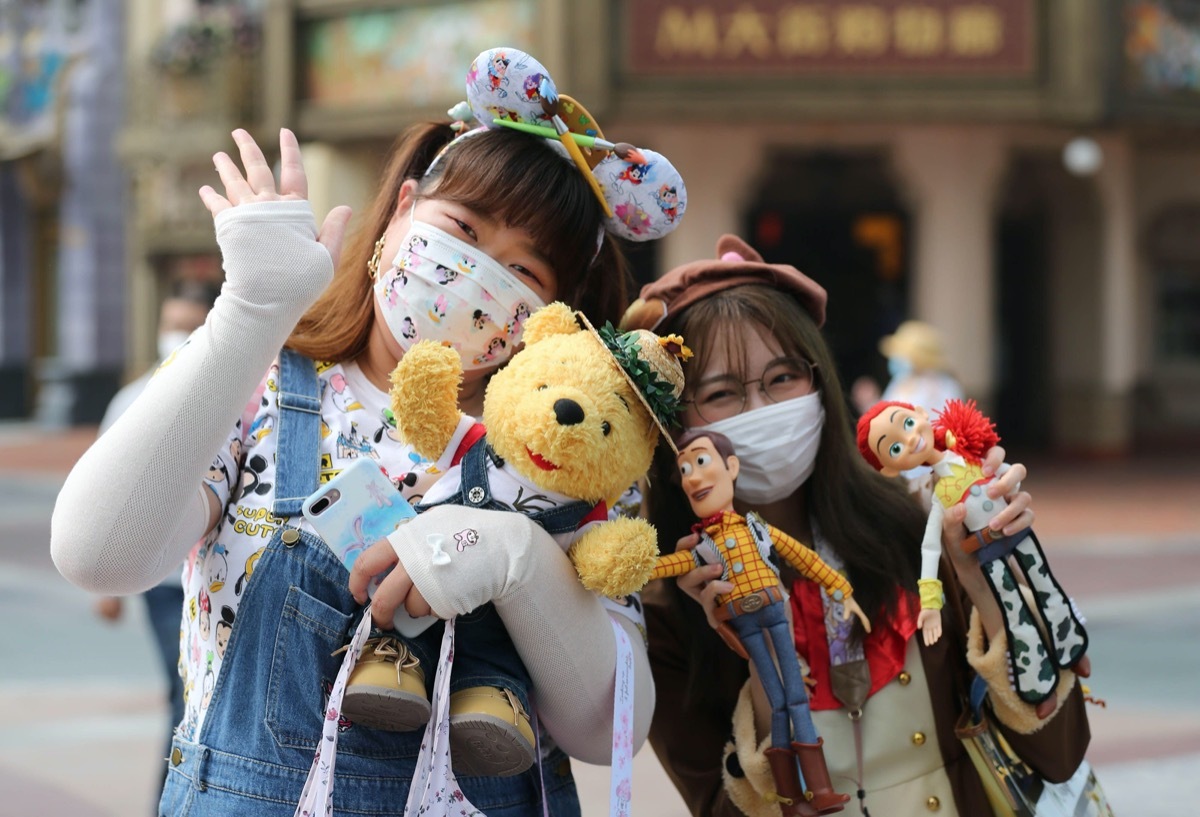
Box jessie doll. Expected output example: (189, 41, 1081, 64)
(857, 399, 1089, 716)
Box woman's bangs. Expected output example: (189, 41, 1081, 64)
(431, 131, 603, 276)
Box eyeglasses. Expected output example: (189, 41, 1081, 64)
(683, 357, 818, 424)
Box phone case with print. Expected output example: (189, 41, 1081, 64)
(301, 458, 438, 637)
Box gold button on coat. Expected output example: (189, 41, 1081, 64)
(898, 671, 911, 685)
(281, 529, 300, 545)
(926, 795, 941, 810)
(911, 731, 926, 746)
(170, 747, 183, 766)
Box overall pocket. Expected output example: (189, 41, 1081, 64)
(264, 584, 422, 761)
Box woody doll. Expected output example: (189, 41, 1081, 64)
(651, 429, 869, 817)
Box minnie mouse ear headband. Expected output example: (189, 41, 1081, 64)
(619, 234, 828, 332)
(429, 47, 688, 244)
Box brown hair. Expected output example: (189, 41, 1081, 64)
(286, 124, 632, 361)
(645, 284, 925, 704)
(673, 427, 735, 463)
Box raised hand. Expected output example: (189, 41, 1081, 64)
(199, 128, 352, 266)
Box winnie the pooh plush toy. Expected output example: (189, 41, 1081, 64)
(342, 301, 688, 777)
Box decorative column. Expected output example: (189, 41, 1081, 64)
(891, 126, 1007, 404)
(657, 124, 765, 276)
(43, 0, 127, 424)
(1091, 134, 1136, 451)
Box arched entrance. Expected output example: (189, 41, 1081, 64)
(743, 150, 910, 403)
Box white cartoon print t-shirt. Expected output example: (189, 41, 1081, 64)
(178, 359, 446, 740)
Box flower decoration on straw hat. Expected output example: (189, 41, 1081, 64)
(438, 47, 688, 243)
(576, 312, 689, 453)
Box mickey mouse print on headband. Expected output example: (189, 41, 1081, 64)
(434, 47, 688, 244)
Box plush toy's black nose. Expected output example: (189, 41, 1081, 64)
(553, 398, 585, 426)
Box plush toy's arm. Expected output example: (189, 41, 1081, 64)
(569, 516, 660, 597)
(389, 340, 466, 460)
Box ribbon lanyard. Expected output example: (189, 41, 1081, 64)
(608, 616, 635, 817)
(294, 611, 374, 817)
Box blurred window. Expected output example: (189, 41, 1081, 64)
(1148, 205, 1200, 365)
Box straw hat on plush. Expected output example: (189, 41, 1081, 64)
(577, 313, 689, 453)
(879, 320, 951, 373)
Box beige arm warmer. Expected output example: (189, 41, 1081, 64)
(388, 505, 654, 765)
(51, 202, 334, 594)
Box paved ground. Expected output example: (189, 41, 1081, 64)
(1, 422, 1198, 816)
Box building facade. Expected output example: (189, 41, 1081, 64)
(58, 0, 1200, 456)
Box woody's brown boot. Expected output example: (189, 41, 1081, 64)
(792, 739, 850, 814)
(764, 747, 819, 817)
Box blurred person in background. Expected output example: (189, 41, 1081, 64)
(852, 319, 964, 416)
(92, 279, 218, 804)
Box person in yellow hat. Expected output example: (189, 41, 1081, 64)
(877, 320, 964, 414)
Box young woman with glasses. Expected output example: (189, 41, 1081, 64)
(620, 235, 1091, 817)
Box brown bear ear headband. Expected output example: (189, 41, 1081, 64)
(427, 47, 687, 244)
(619, 234, 829, 332)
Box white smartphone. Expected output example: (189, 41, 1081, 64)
(301, 458, 438, 637)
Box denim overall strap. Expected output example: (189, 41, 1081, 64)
(525, 499, 594, 537)
(447, 439, 594, 536)
(272, 349, 322, 517)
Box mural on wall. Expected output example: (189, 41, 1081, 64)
(1125, 0, 1200, 97)
(301, 0, 537, 109)
(0, 0, 71, 155)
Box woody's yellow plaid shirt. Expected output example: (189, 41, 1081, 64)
(651, 511, 851, 607)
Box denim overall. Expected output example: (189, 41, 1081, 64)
(413, 439, 593, 716)
(159, 350, 581, 816)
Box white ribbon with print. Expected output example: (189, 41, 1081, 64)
(404, 616, 483, 816)
(293, 610, 374, 817)
(608, 616, 635, 817)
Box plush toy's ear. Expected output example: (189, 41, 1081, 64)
(521, 301, 581, 346)
(618, 297, 667, 332)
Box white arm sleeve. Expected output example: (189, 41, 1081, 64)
(389, 505, 654, 764)
(51, 201, 334, 594)
(922, 501, 945, 582)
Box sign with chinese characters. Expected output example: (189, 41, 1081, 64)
(624, 0, 1036, 78)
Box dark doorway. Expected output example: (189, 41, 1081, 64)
(743, 151, 909, 410)
(994, 156, 1055, 454)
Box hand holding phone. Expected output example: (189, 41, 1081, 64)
(302, 459, 438, 637)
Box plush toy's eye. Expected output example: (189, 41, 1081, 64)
(679, 462, 693, 477)
(696, 453, 712, 467)
(903, 417, 916, 431)
(889, 442, 903, 458)
(537, 384, 548, 391)
(601, 421, 611, 436)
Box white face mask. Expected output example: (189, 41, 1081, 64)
(373, 218, 546, 371)
(698, 391, 825, 505)
(157, 330, 192, 361)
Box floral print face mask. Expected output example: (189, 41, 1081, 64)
(374, 218, 546, 371)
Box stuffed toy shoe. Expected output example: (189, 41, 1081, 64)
(339, 636, 431, 731)
(448, 686, 536, 777)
